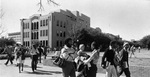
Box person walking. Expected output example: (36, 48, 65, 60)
(30, 44, 39, 72)
(38, 45, 44, 63)
(60, 38, 77, 77)
(138, 46, 141, 53)
(2, 45, 14, 65)
(75, 44, 89, 77)
(119, 42, 131, 77)
(18, 45, 26, 73)
(14, 44, 20, 66)
(43, 46, 47, 59)
(101, 41, 119, 77)
(83, 41, 101, 77)
(130, 45, 136, 58)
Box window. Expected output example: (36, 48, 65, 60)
(40, 20, 42, 26)
(40, 30, 42, 36)
(34, 32, 36, 39)
(57, 31, 59, 36)
(43, 20, 45, 26)
(40, 41, 42, 45)
(46, 19, 48, 26)
(43, 30, 45, 36)
(46, 30, 48, 36)
(28, 32, 29, 38)
(64, 22, 66, 28)
(43, 40, 45, 46)
(60, 41, 62, 47)
(56, 40, 59, 47)
(60, 31, 62, 37)
(31, 23, 33, 30)
(60, 21, 62, 27)
(37, 32, 39, 39)
(28, 41, 29, 46)
(31, 32, 33, 39)
(57, 20, 59, 26)
(37, 22, 39, 29)
(34, 22, 36, 30)
(63, 32, 66, 37)
(46, 40, 48, 46)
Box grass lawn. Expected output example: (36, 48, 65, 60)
(43, 49, 150, 77)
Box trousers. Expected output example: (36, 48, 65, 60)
(105, 65, 118, 77)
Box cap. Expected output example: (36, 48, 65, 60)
(123, 42, 129, 47)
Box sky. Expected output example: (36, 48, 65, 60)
(1, 0, 150, 41)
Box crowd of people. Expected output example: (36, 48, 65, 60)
(58, 38, 132, 77)
(1, 43, 48, 73)
(1, 37, 143, 77)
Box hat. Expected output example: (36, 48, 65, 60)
(123, 42, 129, 47)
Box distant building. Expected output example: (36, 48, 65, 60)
(8, 32, 21, 43)
(20, 9, 90, 49)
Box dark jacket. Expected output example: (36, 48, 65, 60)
(102, 48, 115, 65)
(120, 49, 129, 68)
(4, 47, 13, 55)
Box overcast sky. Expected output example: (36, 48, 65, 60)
(1, 0, 150, 41)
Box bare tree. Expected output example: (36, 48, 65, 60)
(37, 0, 60, 12)
(0, 8, 5, 36)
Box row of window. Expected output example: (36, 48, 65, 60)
(31, 22, 39, 30)
(40, 40, 48, 46)
(40, 30, 48, 37)
(23, 32, 29, 38)
(56, 31, 66, 37)
(31, 32, 39, 39)
(23, 41, 30, 47)
(40, 19, 48, 27)
(56, 40, 63, 47)
(57, 20, 66, 28)
(23, 23, 29, 29)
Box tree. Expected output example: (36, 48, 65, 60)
(139, 35, 150, 48)
(0, 8, 5, 36)
(0, 37, 16, 47)
(37, 0, 59, 12)
(75, 28, 112, 51)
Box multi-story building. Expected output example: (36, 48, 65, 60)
(20, 9, 90, 49)
(8, 32, 21, 43)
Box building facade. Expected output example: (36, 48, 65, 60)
(8, 32, 21, 43)
(20, 9, 90, 49)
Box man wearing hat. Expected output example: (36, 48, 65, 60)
(119, 42, 131, 77)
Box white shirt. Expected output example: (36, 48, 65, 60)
(60, 45, 77, 62)
(30, 48, 39, 55)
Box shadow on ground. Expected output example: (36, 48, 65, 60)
(23, 64, 42, 68)
(24, 69, 62, 75)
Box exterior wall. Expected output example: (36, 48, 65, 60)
(8, 32, 21, 43)
(51, 12, 67, 49)
(20, 9, 90, 49)
(39, 14, 49, 47)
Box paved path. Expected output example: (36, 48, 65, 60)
(1, 49, 150, 77)
(0, 58, 126, 77)
(0, 59, 104, 77)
